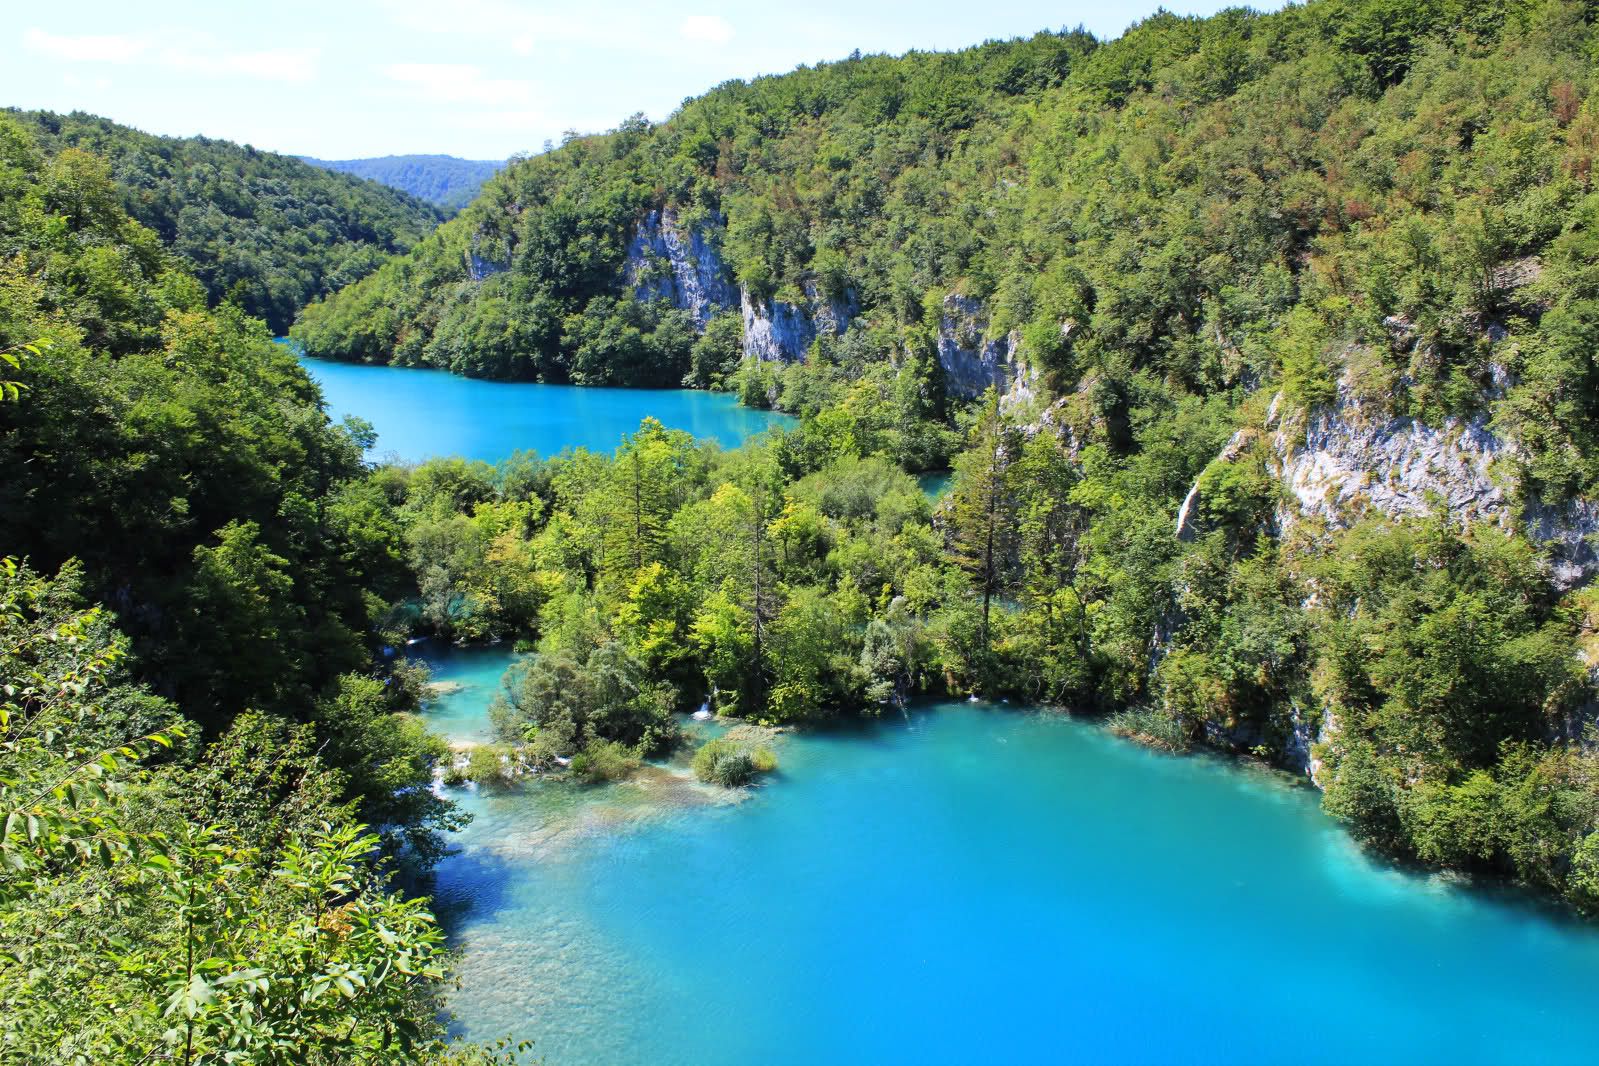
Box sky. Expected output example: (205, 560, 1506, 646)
(4, 1, 1264, 160)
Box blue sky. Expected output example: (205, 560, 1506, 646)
(5, 1, 1265, 160)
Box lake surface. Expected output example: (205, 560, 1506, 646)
(420, 646, 1599, 1066)
(917, 470, 953, 500)
(300, 356, 793, 463)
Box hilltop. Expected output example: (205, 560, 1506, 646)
(11, 109, 443, 332)
(301, 153, 504, 213)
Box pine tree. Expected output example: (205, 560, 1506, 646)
(600, 418, 687, 586)
(950, 390, 1018, 651)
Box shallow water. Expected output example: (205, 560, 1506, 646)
(412, 642, 522, 745)
(421, 650, 1599, 1066)
(300, 356, 794, 463)
(916, 470, 953, 500)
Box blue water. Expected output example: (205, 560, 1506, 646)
(422, 651, 1599, 1066)
(300, 356, 793, 463)
(411, 642, 522, 745)
(917, 470, 953, 500)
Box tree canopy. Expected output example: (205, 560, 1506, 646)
(13, 109, 442, 333)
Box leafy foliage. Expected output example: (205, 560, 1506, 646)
(0, 561, 474, 1065)
(14, 109, 442, 333)
(294, 0, 1599, 509)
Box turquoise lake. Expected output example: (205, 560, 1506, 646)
(300, 356, 793, 463)
(419, 644, 1599, 1066)
(322, 361, 1599, 1064)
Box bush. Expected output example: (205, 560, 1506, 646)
(576, 738, 642, 782)
(467, 743, 516, 787)
(1321, 741, 1407, 854)
(693, 736, 773, 787)
(442, 759, 470, 788)
(1107, 706, 1191, 752)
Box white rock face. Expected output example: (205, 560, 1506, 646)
(1174, 429, 1253, 542)
(467, 253, 506, 281)
(1267, 379, 1599, 588)
(624, 209, 738, 328)
(1273, 395, 1510, 534)
(935, 294, 1040, 406)
(740, 281, 857, 363)
(1527, 497, 1599, 590)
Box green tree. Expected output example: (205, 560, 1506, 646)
(949, 391, 1017, 652)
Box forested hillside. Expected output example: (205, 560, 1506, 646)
(291, 0, 1599, 910)
(11, 2, 1599, 1055)
(12, 109, 442, 332)
(295, 0, 1599, 495)
(302, 154, 504, 213)
(0, 113, 517, 1062)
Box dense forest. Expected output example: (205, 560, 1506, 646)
(294, 0, 1599, 495)
(0, 113, 524, 1062)
(10, 0, 1599, 1057)
(292, 0, 1599, 911)
(11, 110, 443, 333)
(301, 155, 505, 213)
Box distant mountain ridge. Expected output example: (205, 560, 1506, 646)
(300, 154, 504, 212)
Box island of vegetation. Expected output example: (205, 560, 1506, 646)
(7, 0, 1599, 1060)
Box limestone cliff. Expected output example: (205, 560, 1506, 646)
(623, 209, 738, 327)
(935, 294, 1041, 406)
(1264, 378, 1599, 589)
(466, 232, 510, 282)
(1168, 365, 1599, 778)
(741, 281, 857, 362)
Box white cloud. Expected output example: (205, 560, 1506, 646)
(387, 2, 596, 48)
(383, 0, 707, 59)
(383, 63, 537, 106)
(61, 72, 114, 91)
(23, 28, 147, 63)
(161, 45, 320, 84)
(679, 15, 734, 45)
(24, 27, 316, 83)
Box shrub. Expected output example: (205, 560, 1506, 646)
(693, 736, 773, 787)
(577, 738, 642, 782)
(1107, 706, 1191, 752)
(442, 759, 470, 788)
(467, 743, 516, 787)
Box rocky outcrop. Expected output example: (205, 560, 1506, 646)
(1270, 388, 1511, 535)
(1526, 497, 1599, 590)
(1266, 375, 1599, 588)
(466, 232, 510, 282)
(1286, 706, 1339, 785)
(624, 209, 738, 328)
(1174, 429, 1253, 542)
(740, 281, 857, 363)
(935, 294, 1044, 407)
